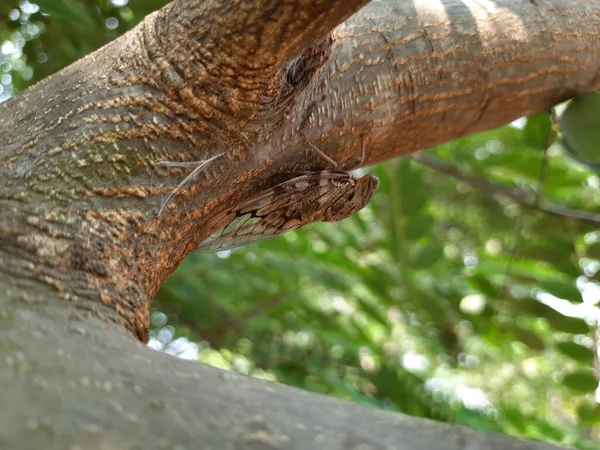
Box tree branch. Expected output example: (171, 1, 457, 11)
(2, 0, 600, 340)
(156, 0, 370, 70)
(0, 296, 567, 450)
(412, 154, 600, 226)
(0, 1, 592, 448)
(276, 0, 600, 169)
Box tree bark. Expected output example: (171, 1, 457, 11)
(1, 0, 598, 448)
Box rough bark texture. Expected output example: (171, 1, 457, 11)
(0, 296, 561, 450)
(1, 0, 599, 448)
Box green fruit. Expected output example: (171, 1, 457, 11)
(559, 90, 600, 170)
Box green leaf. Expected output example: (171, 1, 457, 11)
(555, 342, 594, 363)
(560, 91, 600, 169)
(523, 112, 552, 150)
(409, 242, 444, 269)
(586, 241, 600, 260)
(36, 0, 96, 28)
(467, 274, 500, 300)
(578, 402, 600, 425)
(514, 327, 545, 351)
(502, 406, 527, 432)
(419, 290, 450, 323)
(562, 371, 598, 393)
(539, 279, 583, 303)
(546, 315, 589, 335)
(512, 300, 589, 334)
(396, 159, 427, 215)
(401, 193, 427, 216)
(518, 235, 579, 277)
(404, 214, 434, 241)
(356, 297, 389, 327)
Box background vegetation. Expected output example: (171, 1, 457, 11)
(3, 1, 599, 448)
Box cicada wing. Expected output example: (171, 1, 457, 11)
(196, 171, 369, 252)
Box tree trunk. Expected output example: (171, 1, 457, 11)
(1, 0, 598, 448)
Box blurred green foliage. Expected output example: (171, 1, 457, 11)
(2, 1, 600, 449)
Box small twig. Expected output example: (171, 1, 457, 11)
(499, 214, 523, 301)
(534, 145, 550, 207)
(412, 154, 600, 226)
(238, 294, 290, 321)
(534, 111, 558, 207)
(593, 325, 600, 381)
(505, 112, 555, 297)
(158, 152, 224, 215)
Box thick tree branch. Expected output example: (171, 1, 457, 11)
(0, 0, 598, 344)
(148, 0, 370, 133)
(2, 0, 600, 341)
(268, 0, 600, 170)
(0, 0, 369, 340)
(0, 294, 566, 450)
(0, 1, 593, 448)
(155, 0, 370, 71)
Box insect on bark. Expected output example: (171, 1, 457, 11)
(198, 135, 379, 252)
